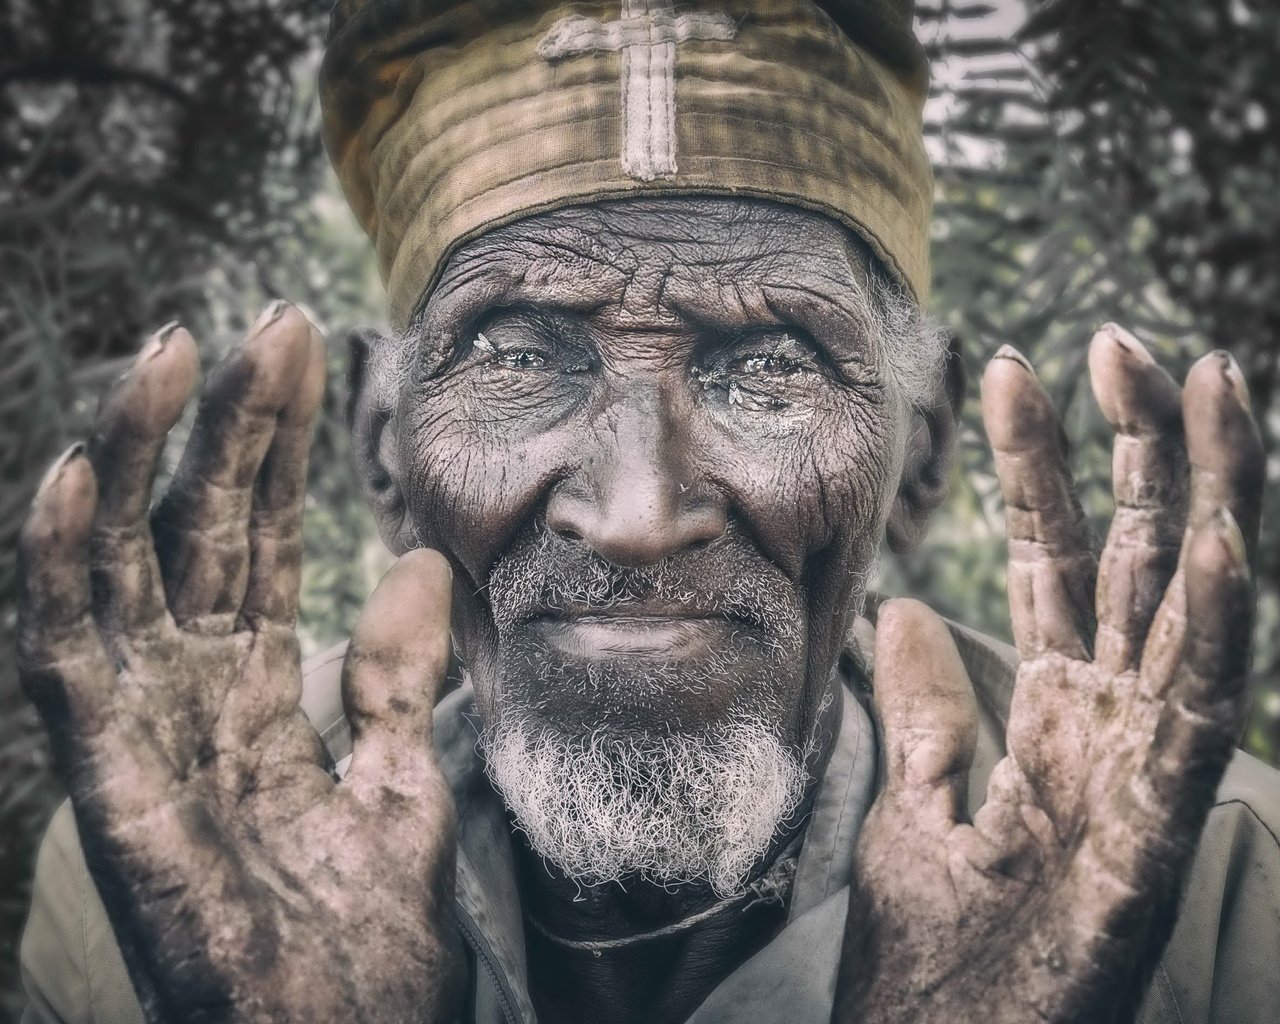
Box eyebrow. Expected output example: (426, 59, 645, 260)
(431, 255, 876, 366)
(665, 279, 876, 364)
(761, 283, 878, 361)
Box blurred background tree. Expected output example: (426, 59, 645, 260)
(1, 0, 1276, 1017)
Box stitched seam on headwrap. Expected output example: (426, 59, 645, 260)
(537, 3, 740, 181)
(622, 6, 637, 175)
(655, 10, 676, 176)
(537, 10, 739, 56)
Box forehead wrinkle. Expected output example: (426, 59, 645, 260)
(428, 247, 628, 331)
(426, 198, 874, 347)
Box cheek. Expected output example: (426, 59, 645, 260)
(705, 385, 902, 574)
(718, 388, 902, 667)
(803, 398, 903, 653)
(396, 381, 570, 592)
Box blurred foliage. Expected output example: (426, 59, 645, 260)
(1, 0, 1278, 1018)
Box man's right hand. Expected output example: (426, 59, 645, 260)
(16, 305, 465, 1024)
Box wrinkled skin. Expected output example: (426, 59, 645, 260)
(15, 197, 1263, 1024)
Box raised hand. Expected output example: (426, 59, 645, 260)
(833, 326, 1263, 1024)
(17, 306, 464, 1024)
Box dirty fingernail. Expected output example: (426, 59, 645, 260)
(136, 320, 180, 363)
(993, 344, 1035, 373)
(1216, 351, 1250, 409)
(38, 442, 86, 493)
(250, 300, 291, 337)
(1100, 323, 1154, 364)
(1213, 507, 1248, 567)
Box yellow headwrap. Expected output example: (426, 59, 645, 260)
(321, 0, 933, 329)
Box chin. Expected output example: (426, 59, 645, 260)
(475, 636, 815, 896)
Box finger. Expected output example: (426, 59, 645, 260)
(344, 548, 454, 791)
(1095, 512, 1254, 904)
(87, 323, 199, 636)
(1139, 511, 1252, 823)
(983, 346, 1096, 660)
(151, 302, 313, 631)
(872, 599, 978, 825)
(1089, 325, 1186, 673)
(238, 324, 327, 628)
(1136, 351, 1263, 695)
(1183, 350, 1263, 558)
(17, 447, 117, 747)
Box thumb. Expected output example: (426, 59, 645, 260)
(343, 547, 453, 785)
(872, 599, 978, 825)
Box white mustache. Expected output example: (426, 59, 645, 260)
(486, 526, 803, 652)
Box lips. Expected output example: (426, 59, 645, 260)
(530, 615, 740, 659)
(523, 600, 749, 659)
(485, 524, 803, 664)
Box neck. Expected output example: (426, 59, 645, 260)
(513, 675, 844, 1024)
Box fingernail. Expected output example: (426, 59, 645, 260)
(1214, 507, 1248, 567)
(1101, 323, 1153, 364)
(993, 344, 1035, 374)
(1217, 351, 1250, 409)
(138, 321, 180, 363)
(38, 442, 86, 493)
(250, 300, 291, 337)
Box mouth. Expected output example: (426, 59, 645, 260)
(525, 601, 750, 658)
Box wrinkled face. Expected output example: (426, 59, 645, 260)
(365, 198, 926, 889)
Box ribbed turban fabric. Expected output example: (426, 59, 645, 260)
(321, 0, 933, 330)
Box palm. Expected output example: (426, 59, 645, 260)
(835, 327, 1261, 1024)
(18, 307, 463, 1024)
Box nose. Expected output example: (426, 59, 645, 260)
(546, 395, 726, 567)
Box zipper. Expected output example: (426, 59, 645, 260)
(455, 904, 524, 1024)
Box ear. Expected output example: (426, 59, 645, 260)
(346, 327, 416, 554)
(886, 333, 967, 553)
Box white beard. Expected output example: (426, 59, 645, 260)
(482, 714, 808, 898)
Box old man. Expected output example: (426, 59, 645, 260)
(16, 1, 1280, 1022)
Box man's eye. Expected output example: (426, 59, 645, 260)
(474, 333, 550, 370)
(692, 334, 822, 412)
(496, 348, 548, 370)
(732, 353, 801, 377)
